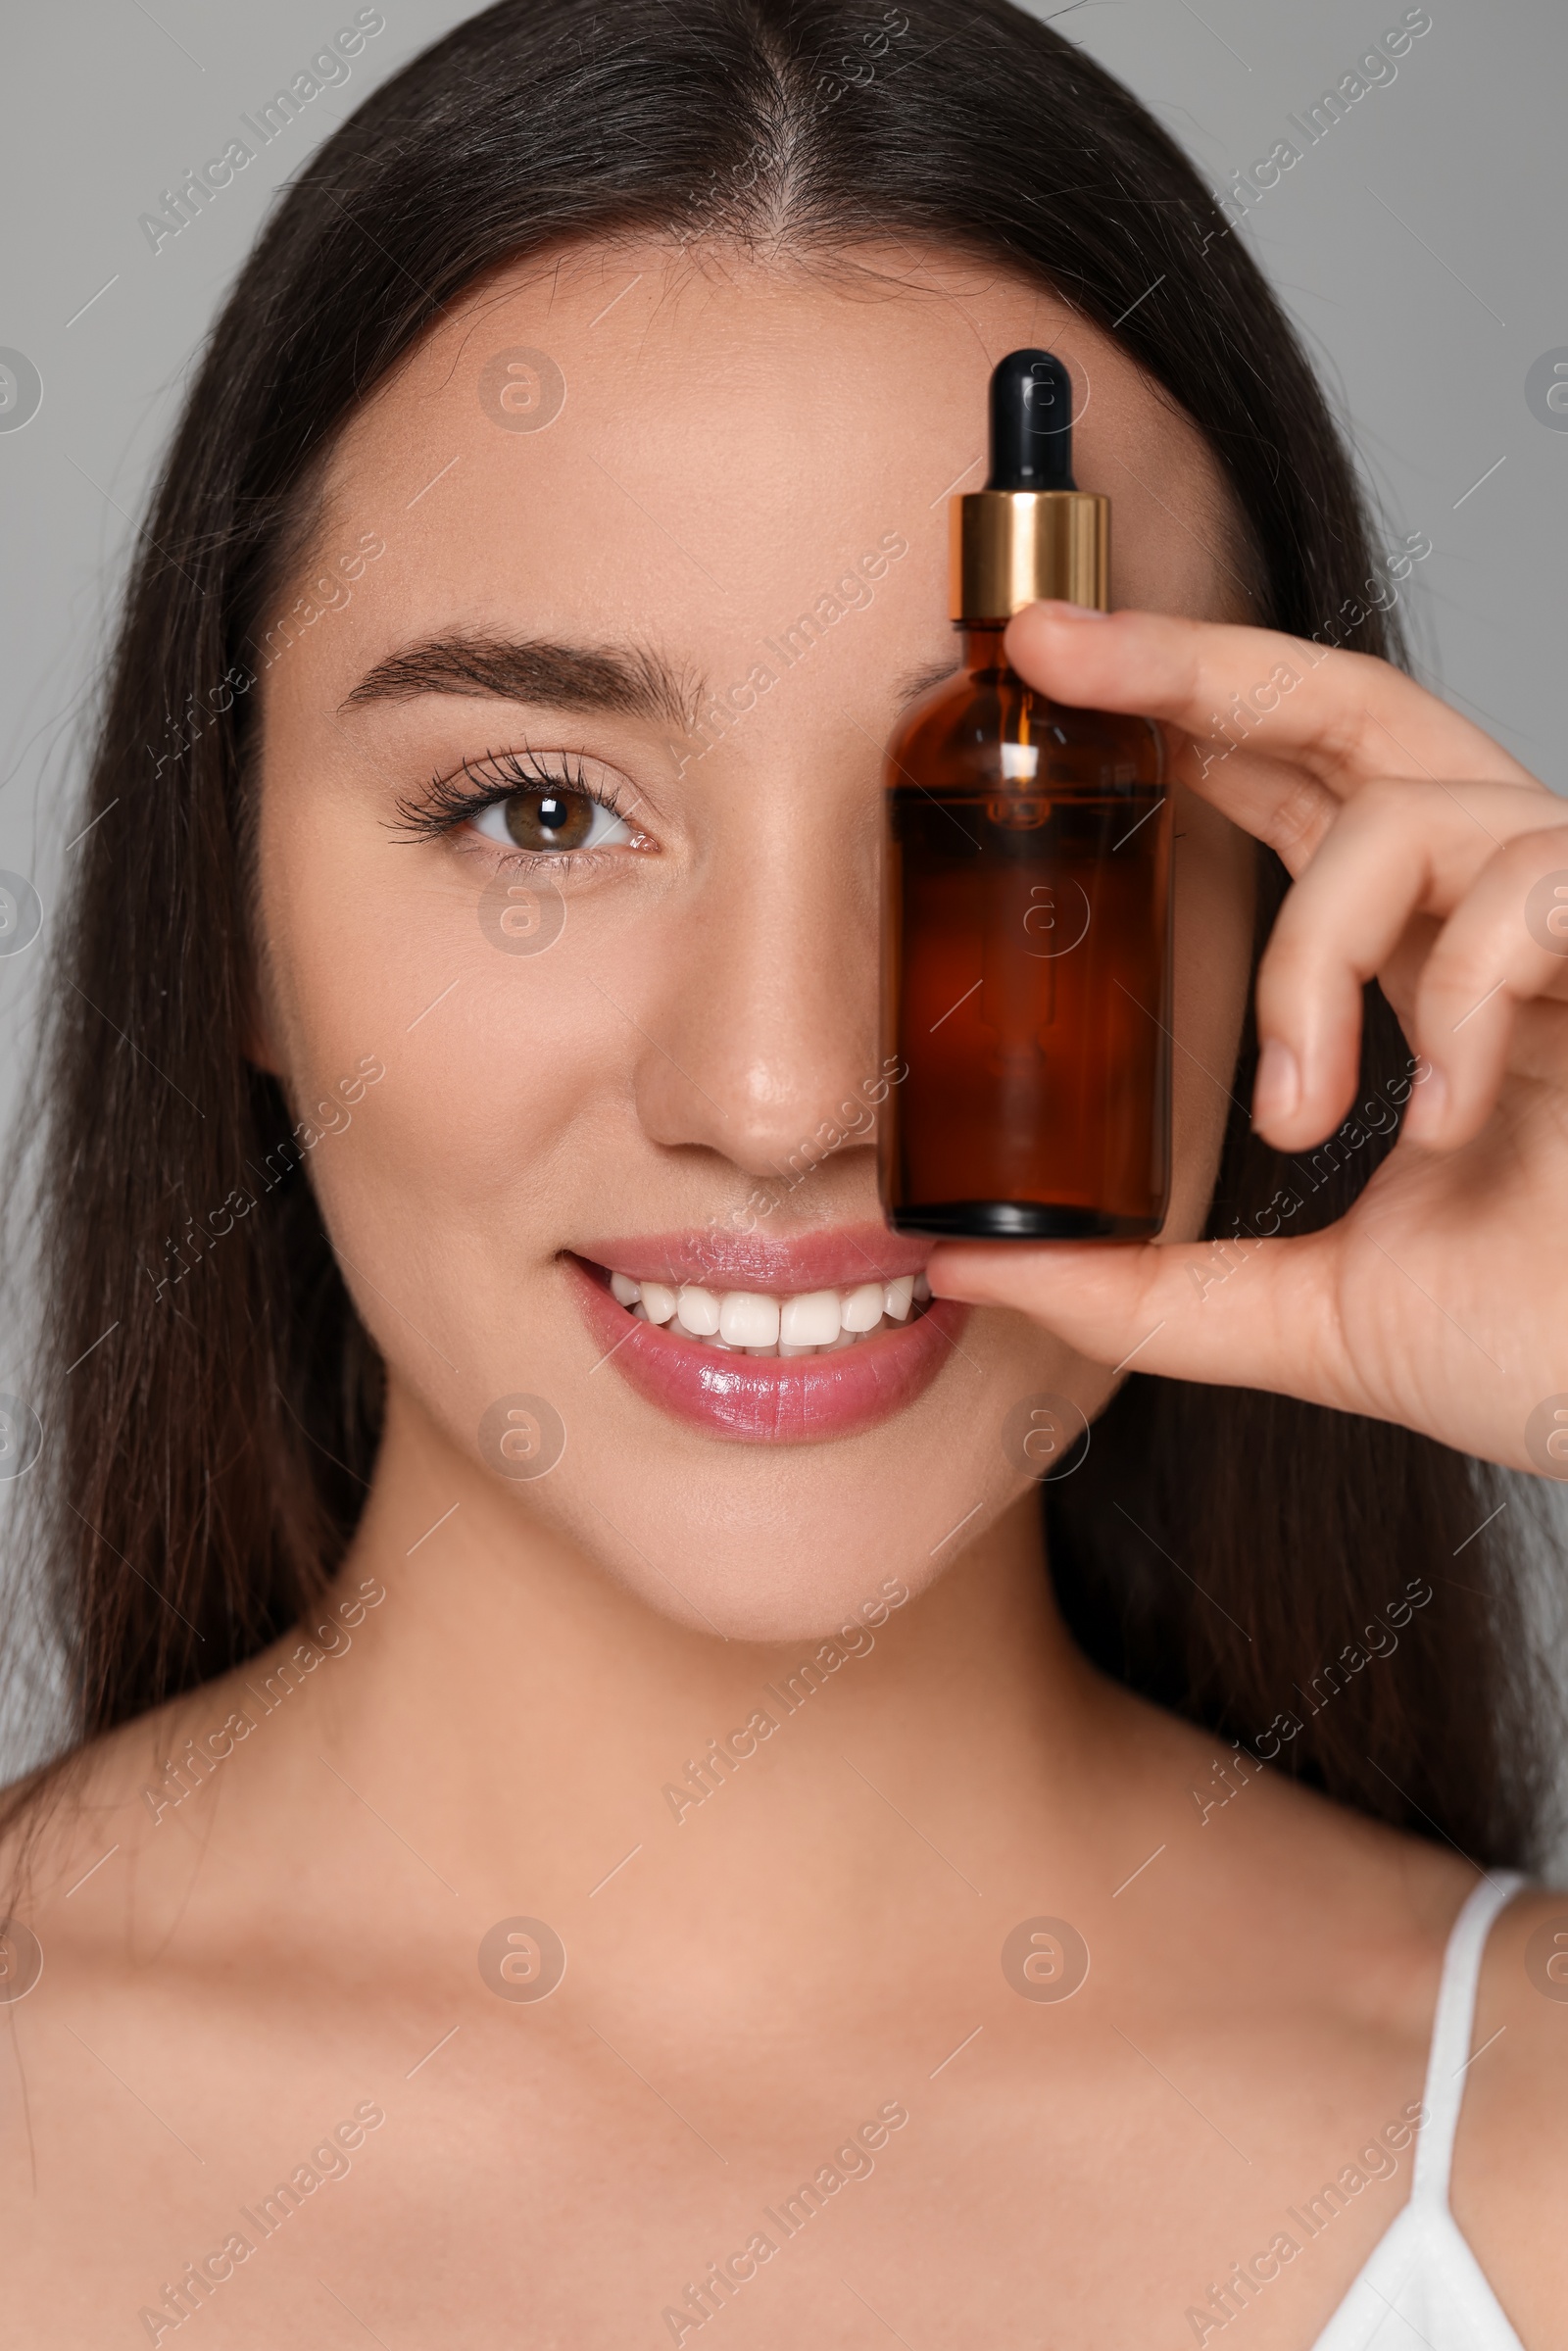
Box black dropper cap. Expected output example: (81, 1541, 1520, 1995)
(985, 349, 1076, 493)
(952, 347, 1105, 616)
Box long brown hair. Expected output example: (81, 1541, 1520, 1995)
(9, 0, 1559, 1864)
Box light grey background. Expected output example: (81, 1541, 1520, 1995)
(1, 1, 1563, 1779)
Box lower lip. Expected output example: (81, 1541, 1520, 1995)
(564, 1256, 970, 1445)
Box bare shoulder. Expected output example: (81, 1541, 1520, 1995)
(1114, 1678, 1481, 2008)
(0, 1633, 330, 1994)
(1129, 1697, 1568, 2327)
(1453, 1881, 1568, 2339)
(0, 1569, 384, 1939)
(0, 1702, 179, 1931)
(0, 1692, 228, 2210)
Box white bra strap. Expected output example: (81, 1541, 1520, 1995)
(1410, 1869, 1526, 2207)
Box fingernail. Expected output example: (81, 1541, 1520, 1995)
(1252, 1037, 1300, 1126)
(1031, 599, 1111, 620)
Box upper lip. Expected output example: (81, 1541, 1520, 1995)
(571, 1221, 930, 1294)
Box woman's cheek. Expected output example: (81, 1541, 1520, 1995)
(327, 949, 613, 1219)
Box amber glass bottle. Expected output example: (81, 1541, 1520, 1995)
(879, 350, 1172, 1240)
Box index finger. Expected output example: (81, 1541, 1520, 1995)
(1004, 602, 1536, 854)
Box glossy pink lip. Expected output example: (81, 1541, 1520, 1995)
(564, 1252, 969, 1445)
(573, 1221, 931, 1294)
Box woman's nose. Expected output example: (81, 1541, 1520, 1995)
(629, 774, 880, 1182)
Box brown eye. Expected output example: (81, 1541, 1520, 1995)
(502, 788, 596, 853)
(468, 773, 633, 857)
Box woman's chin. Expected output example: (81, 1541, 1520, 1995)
(590, 1543, 937, 1649)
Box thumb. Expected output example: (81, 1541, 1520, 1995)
(925, 1229, 1351, 1404)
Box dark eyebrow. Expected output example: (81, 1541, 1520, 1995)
(341, 634, 705, 731)
(343, 631, 955, 736)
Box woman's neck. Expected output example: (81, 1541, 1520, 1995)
(320, 1379, 1131, 2027)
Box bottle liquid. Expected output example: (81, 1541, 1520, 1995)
(878, 348, 1173, 1240)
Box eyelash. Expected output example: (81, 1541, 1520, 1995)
(392, 745, 640, 869)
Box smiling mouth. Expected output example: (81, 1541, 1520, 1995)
(563, 1244, 965, 1443)
(596, 1267, 935, 1358)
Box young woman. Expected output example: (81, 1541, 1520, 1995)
(5, 2, 1565, 2343)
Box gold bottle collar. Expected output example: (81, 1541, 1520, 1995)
(951, 489, 1109, 621)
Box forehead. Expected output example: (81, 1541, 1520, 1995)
(302, 239, 1248, 668)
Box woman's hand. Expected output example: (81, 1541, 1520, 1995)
(925, 600, 1568, 1479)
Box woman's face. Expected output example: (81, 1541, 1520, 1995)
(251, 239, 1254, 1639)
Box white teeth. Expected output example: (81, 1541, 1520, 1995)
(779, 1289, 842, 1347)
(674, 1285, 720, 1337)
(604, 1264, 929, 1356)
(719, 1291, 780, 1348)
(841, 1281, 886, 1333)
